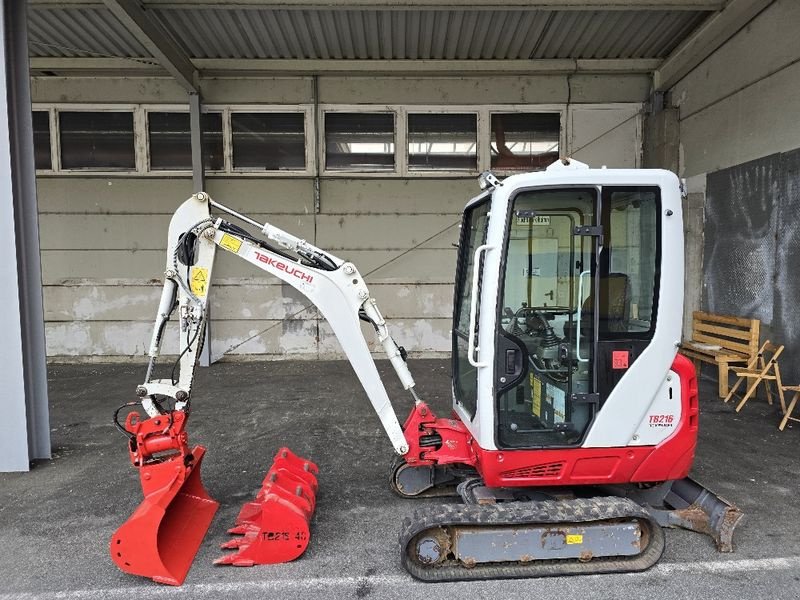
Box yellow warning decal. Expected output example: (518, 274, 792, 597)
(566, 534, 583, 545)
(190, 266, 209, 297)
(531, 374, 542, 417)
(220, 233, 242, 253)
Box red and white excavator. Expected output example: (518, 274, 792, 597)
(110, 159, 742, 585)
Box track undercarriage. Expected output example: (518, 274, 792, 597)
(390, 459, 743, 581)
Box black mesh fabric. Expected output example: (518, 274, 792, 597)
(703, 149, 800, 383)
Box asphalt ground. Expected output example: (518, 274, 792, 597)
(1, 359, 799, 599)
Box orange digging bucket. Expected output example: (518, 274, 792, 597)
(215, 448, 318, 567)
(110, 411, 219, 586)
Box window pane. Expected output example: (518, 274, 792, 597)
(148, 112, 223, 171)
(453, 199, 491, 421)
(408, 113, 477, 171)
(325, 113, 394, 171)
(490, 113, 560, 171)
(32, 111, 51, 170)
(59, 111, 135, 170)
(232, 113, 305, 170)
(603, 188, 659, 335)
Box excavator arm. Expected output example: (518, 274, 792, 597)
(110, 191, 441, 584)
(137, 191, 417, 455)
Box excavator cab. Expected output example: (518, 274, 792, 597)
(451, 160, 677, 464)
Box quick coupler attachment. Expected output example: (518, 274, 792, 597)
(110, 411, 219, 586)
(215, 447, 319, 567)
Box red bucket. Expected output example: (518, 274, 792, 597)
(215, 448, 318, 566)
(110, 412, 219, 586)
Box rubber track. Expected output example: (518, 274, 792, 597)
(399, 496, 665, 582)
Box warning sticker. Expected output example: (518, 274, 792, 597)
(612, 350, 630, 370)
(190, 266, 209, 297)
(552, 386, 566, 423)
(531, 375, 542, 417)
(220, 233, 242, 253)
(566, 534, 583, 545)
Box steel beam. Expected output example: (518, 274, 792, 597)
(31, 1, 725, 10)
(0, 0, 50, 472)
(654, 0, 775, 91)
(102, 0, 198, 93)
(189, 92, 213, 367)
(190, 92, 204, 193)
(30, 57, 662, 76)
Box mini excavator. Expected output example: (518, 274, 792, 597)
(110, 159, 742, 585)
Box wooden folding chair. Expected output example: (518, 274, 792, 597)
(779, 386, 800, 431)
(723, 340, 785, 413)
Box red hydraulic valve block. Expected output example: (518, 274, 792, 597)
(215, 447, 318, 566)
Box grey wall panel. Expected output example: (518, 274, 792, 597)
(318, 74, 650, 105)
(319, 178, 473, 215)
(671, 0, 800, 122)
(674, 0, 800, 178)
(315, 214, 459, 250)
(31, 75, 650, 107)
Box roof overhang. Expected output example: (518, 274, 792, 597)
(27, 0, 766, 92)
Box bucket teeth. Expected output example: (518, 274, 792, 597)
(216, 447, 317, 567)
(213, 555, 255, 567)
(220, 537, 250, 549)
(227, 524, 254, 535)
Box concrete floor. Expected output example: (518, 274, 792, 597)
(1, 359, 799, 600)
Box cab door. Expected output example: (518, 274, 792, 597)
(494, 187, 600, 449)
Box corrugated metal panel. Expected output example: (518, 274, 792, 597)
(154, 8, 707, 60)
(28, 7, 151, 58)
(28, 6, 707, 61)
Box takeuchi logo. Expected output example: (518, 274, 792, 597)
(254, 251, 314, 283)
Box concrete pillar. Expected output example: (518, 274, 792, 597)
(0, 0, 50, 471)
(642, 107, 680, 172)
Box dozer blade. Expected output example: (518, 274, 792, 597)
(215, 447, 318, 567)
(111, 445, 219, 586)
(659, 477, 744, 552)
(606, 476, 744, 553)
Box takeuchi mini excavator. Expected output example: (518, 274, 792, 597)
(110, 159, 742, 586)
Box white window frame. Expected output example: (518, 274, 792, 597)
(226, 104, 315, 176)
(405, 107, 481, 176)
(39, 103, 140, 174)
(30, 107, 56, 174)
(319, 106, 400, 177)
(143, 105, 227, 175)
(485, 105, 566, 177)
(31, 102, 573, 178)
(32, 103, 314, 177)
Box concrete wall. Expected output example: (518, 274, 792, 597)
(670, 0, 800, 338)
(33, 74, 647, 361)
